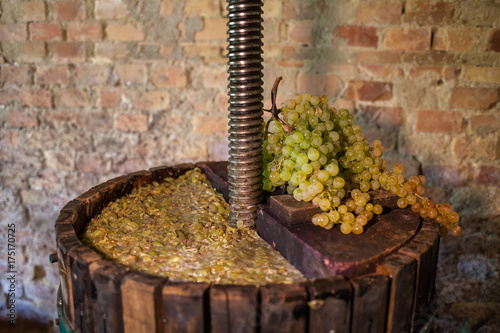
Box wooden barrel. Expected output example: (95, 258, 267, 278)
(54, 161, 440, 333)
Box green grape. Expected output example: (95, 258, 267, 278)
(280, 170, 292, 182)
(262, 91, 461, 236)
(332, 176, 345, 189)
(326, 163, 340, 177)
(295, 153, 309, 165)
(301, 163, 314, 175)
(317, 170, 330, 183)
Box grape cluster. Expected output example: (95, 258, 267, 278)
(262, 92, 461, 236)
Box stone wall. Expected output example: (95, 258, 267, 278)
(0, 0, 498, 331)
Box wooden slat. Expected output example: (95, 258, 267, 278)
(307, 276, 352, 333)
(128, 170, 153, 189)
(89, 260, 129, 333)
(377, 253, 417, 333)
(269, 195, 322, 225)
(197, 161, 230, 201)
(75, 187, 102, 235)
(57, 200, 86, 225)
(57, 235, 80, 331)
(259, 283, 308, 333)
(68, 245, 103, 333)
(121, 272, 166, 333)
(161, 282, 209, 333)
(256, 197, 420, 279)
(350, 274, 390, 333)
(398, 230, 439, 332)
(210, 284, 259, 333)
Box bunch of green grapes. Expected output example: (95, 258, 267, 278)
(262, 92, 461, 237)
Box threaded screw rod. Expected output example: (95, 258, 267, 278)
(226, 0, 264, 227)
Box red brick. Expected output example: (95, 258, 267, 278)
(449, 87, 498, 110)
(184, 0, 220, 17)
(283, 0, 320, 20)
(469, 114, 500, 135)
(433, 27, 485, 52)
(18, 41, 47, 62)
(46, 150, 75, 171)
(76, 112, 113, 131)
(461, 66, 500, 84)
(94, 87, 121, 108)
(20, 89, 52, 107)
(474, 165, 500, 187)
(114, 64, 148, 85)
(344, 80, 393, 101)
(416, 110, 462, 133)
(6, 110, 39, 128)
(194, 18, 226, 41)
(0, 89, 18, 105)
(382, 28, 431, 51)
(151, 66, 188, 88)
(359, 64, 402, 79)
(95, 0, 128, 19)
(405, 1, 455, 25)
(288, 21, 315, 45)
(52, 42, 85, 63)
(408, 65, 458, 81)
(22, 2, 46, 21)
(487, 29, 500, 52)
(355, 50, 402, 64)
(297, 73, 339, 96)
(94, 42, 129, 60)
(36, 65, 70, 85)
(67, 23, 103, 41)
(115, 113, 149, 132)
(451, 135, 500, 161)
(182, 44, 223, 61)
(43, 111, 77, 125)
(422, 165, 468, 187)
(0, 129, 20, 146)
(198, 67, 227, 90)
(360, 105, 401, 129)
(52, 1, 86, 21)
(0, 66, 32, 85)
(335, 25, 378, 48)
(133, 91, 171, 112)
(282, 45, 315, 62)
(0, 24, 27, 41)
(355, 1, 402, 25)
(55, 88, 89, 107)
(107, 23, 144, 41)
(402, 50, 457, 66)
(74, 65, 109, 85)
(29, 23, 62, 41)
(192, 116, 227, 136)
(263, 21, 280, 44)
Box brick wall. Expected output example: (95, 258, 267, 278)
(0, 0, 498, 331)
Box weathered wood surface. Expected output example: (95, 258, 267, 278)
(350, 274, 390, 333)
(257, 192, 421, 279)
(210, 284, 258, 333)
(307, 276, 352, 333)
(55, 161, 441, 333)
(398, 230, 440, 332)
(162, 282, 209, 333)
(68, 245, 102, 332)
(377, 253, 417, 333)
(121, 272, 166, 333)
(259, 283, 308, 333)
(88, 260, 128, 333)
